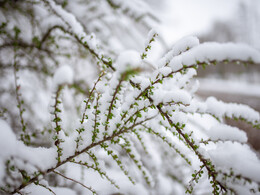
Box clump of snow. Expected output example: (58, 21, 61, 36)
(131, 76, 150, 90)
(207, 124, 247, 143)
(59, 131, 77, 161)
(151, 88, 191, 106)
(16, 142, 56, 171)
(169, 42, 260, 72)
(158, 67, 172, 76)
(205, 97, 260, 123)
(171, 36, 200, 56)
(208, 142, 260, 183)
(163, 68, 197, 91)
(205, 97, 226, 119)
(144, 28, 158, 48)
(53, 65, 74, 86)
(0, 119, 56, 186)
(115, 50, 141, 73)
(169, 57, 183, 71)
(158, 36, 199, 68)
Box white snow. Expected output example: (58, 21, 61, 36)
(131, 76, 150, 90)
(58, 131, 77, 161)
(115, 50, 142, 73)
(45, 0, 84, 37)
(158, 36, 199, 68)
(53, 65, 74, 86)
(205, 97, 260, 123)
(208, 142, 260, 183)
(2, 1, 260, 194)
(0, 120, 16, 183)
(144, 28, 158, 48)
(151, 88, 191, 106)
(158, 67, 172, 76)
(0, 119, 56, 186)
(169, 42, 260, 72)
(23, 184, 77, 195)
(207, 124, 247, 143)
(171, 36, 200, 56)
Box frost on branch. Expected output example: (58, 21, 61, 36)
(1, 0, 260, 195)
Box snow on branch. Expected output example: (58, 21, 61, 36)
(169, 42, 260, 71)
(1, 1, 260, 195)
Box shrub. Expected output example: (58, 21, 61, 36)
(0, 0, 260, 194)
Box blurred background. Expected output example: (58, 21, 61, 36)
(149, 0, 260, 150)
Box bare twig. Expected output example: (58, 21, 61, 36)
(53, 170, 96, 194)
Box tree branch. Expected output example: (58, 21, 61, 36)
(11, 115, 155, 194)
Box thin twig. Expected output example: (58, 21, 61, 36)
(81, 71, 105, 124)
(105, 77, 124, 132)
(53, 170, 97, 194)
(37, 183, 56, 195)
